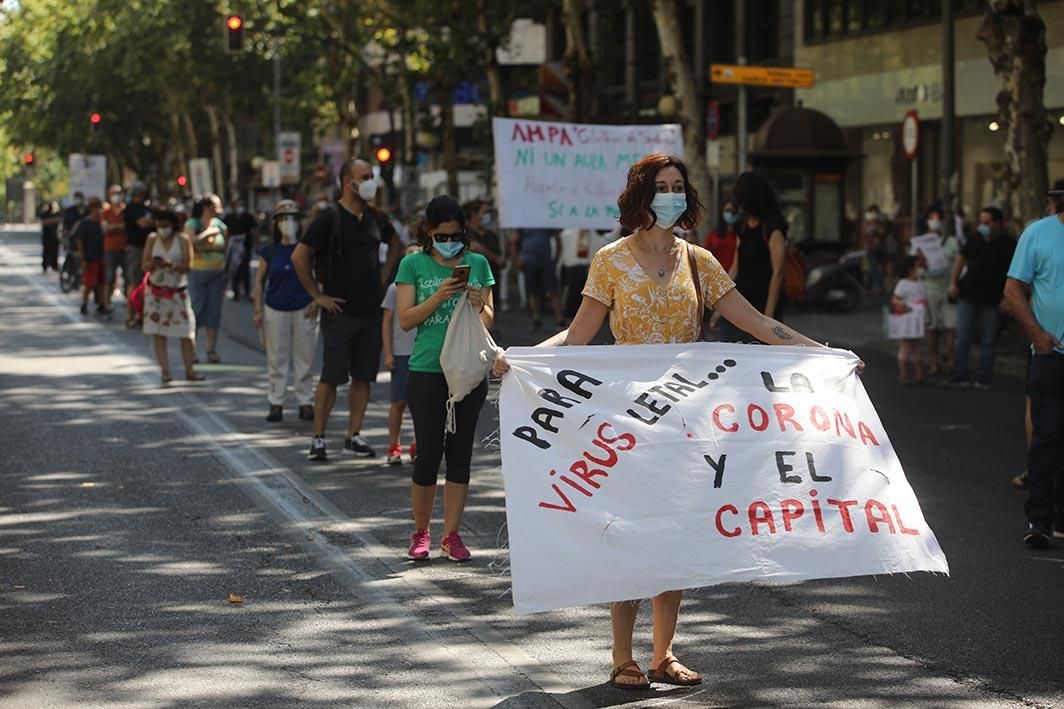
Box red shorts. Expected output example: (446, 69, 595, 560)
(82, 259, 104, 289)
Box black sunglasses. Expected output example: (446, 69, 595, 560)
(432, 231, 465, 243)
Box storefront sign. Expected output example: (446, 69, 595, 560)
(499, 342, 949, 614)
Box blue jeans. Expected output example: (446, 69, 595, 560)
(953, 299, 999, 382)
(188, 269, 225, 330)
(1025, 353, 1064, 532)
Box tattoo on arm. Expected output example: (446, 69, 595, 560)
(772, 325, 793, 341)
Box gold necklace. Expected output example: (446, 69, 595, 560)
(638, 234, 677, 277)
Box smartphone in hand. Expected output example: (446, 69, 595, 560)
(452, 264, 471, 285)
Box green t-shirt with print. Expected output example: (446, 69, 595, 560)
(394, 250, 495, 373)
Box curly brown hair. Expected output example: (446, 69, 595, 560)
(617, 153, 703, 231)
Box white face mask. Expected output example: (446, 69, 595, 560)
(927, 217, 942, 232)
(158, 227, 173, 238)
(864, 211, 878, 222)
(279, 220, 300, 243)
(358, 179, 378, 201)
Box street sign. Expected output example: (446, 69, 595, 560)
(68, 154, 107, 201)
(278, 131, 301, 184)
(710, 64, 816, 89)
(262, 160, 281, 188)
(188, 158, 213, 197)
(705, 99, 720, 140)
(902, 111, 921, 160)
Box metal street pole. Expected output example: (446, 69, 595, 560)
(273, 36, 281, 207)
(941, 0, 955, 238)
(735, 0, 747, 176)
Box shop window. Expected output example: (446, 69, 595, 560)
(828, 0, 846, 34)
(804, 0, 981, 43)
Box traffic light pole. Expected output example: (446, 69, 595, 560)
(273, 36, 282, 207)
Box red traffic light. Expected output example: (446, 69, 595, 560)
(177, 175, 188, 187)
(226, 14, 243, 31)
(90, 112, 102, 125)
(375, 147, 392, 164)
(23, 153, 34, 165)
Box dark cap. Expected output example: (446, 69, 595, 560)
(1049, 179, 1064, 196)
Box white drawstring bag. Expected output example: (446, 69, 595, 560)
(439, 292, 502, 433)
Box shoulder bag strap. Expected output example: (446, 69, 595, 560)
(686, 241, 704, 341)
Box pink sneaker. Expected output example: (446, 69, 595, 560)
(407, 529, 431, 561)
(440, 531, 471, 562)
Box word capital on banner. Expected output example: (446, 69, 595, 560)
(492, 117, 685, 230)
(498, 342, 948, 615)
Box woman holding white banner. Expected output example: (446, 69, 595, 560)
(493, 153, 829, 690)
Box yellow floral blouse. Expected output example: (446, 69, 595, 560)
(582, 237, 735, 345)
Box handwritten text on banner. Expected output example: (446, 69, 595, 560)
(498, 343, 949, 615)
(492, 118, 685, 230)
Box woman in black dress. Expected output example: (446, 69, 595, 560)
(721, 171, 788, 343)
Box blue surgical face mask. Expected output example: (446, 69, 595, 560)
(480, 213, 492, 228)
(651, 192, 687, 229)
(722, 210, 738, 226)
(977, 223, 992, 237)
(435, 240, 465, 258)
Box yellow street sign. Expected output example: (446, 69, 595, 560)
(710, 64, 816, 89)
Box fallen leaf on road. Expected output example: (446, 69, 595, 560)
(302, 496, 309, 504)
(94, 544, 106, 550)
(228, 594, 245, 604)
(305, 535, 314, 542)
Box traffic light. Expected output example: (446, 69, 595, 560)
(90, 112, 102, 132)
(177, 175, 188, 188)
(23, 153, 34, 166)
(375, 147, 392, 165)
(225, 14, 245, 53)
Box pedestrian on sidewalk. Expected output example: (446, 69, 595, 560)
(719, 171, 788, 343)
(185, 194, 228, 364)
(910, 205, 959, 376)
(947, 206, 1015, 388)
(493, 153, 832, 691)
(382, 244, 421, 465)
(1005, 183, 1064, 549)
(513, 227, 564, 330)
(465, 198, 504, 309)
(101, 185, 127, 315)
(890, 255, 928, 386)
(253, 200, 319, 423)
(74, 198, 106, 317)
(123, 183, 153, 328)
(293, 158, 402, 461)
(225, 197, 257, 302)
(395, 195, 494, 563)
(140, 209, 200, 383)
(39, 200, 61, 273)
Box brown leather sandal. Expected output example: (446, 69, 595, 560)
(609, 660, 651, 690)
(647, 656, 702, 686)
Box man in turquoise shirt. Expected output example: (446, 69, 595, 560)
(1004, 182, 1064, 548)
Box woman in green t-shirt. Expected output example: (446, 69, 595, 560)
(395, 195, 495, 563)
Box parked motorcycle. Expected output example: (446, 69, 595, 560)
(802, 249, 864, 313)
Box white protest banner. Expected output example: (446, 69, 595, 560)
(188, 158, 213, 197)
(68, 154, 107, 201)
(499, 343, 948, 615)
(910, 233, 949, 274)
(278, 131, 301, 184)
(492, 117, 685, 230)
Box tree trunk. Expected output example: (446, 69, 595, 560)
(437, 83, 459, 196)
(561, 0, 593, 123)
(477, 2, 506, 117)
(977, 0, 1052, 221)
(650, 0, 712, 219)
(171, 113, 187, 188)
(222, 109, 239, 201)
(181, 111, 199, 163)
(204, 104, 226, 203)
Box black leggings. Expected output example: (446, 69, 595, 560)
(406, 371, 488, 487)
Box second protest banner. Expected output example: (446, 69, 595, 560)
(492, 117, 684, 230)
(498, 343, 948, 614)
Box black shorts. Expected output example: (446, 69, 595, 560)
(320, 312, 382, 386)
(522, 261, 557, 298)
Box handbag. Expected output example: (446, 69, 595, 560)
(439, 292, 502, 433)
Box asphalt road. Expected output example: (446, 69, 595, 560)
(1, 227, 1061, 708)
